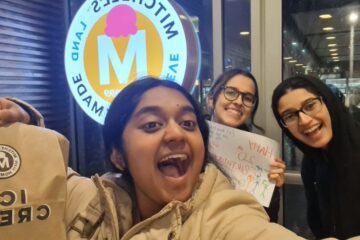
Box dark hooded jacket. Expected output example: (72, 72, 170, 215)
(271, 75, 360, 240)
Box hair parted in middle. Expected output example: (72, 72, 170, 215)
(208, 68, 264, 133)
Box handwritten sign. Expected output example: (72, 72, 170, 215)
(207, 121, 279, 207)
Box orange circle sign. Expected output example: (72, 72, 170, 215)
(65, 0, 200, 124)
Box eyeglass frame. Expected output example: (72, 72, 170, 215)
(221, 86, 257, 108)
(280, 96, 324, 127)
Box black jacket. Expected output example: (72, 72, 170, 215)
(301, 154, 336, 239)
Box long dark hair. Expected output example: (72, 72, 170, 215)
(271, 75, 351, 156)
(102, 77, 210, 176)
(207, 68, 264, 133)
(271, 75, 360, 238)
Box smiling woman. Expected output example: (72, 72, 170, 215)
(277, 89, 333, 149)
(0, 77, 304, 239)
(271, 75, 360, 239)
(206, 68, 285, 223)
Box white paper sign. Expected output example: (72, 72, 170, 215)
(207, 121, 279, 207)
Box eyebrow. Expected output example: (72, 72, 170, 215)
(133, 105, 196, 118)
(225, 86, 255, 95)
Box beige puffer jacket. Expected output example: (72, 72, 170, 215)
(5, 98, 304, 240)
(66, 164, 304, 240)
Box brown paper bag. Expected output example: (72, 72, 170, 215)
(0, 123, 69, 240)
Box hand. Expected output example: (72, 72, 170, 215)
(268, 158, 286, 187)
(0, 98, 31, 126)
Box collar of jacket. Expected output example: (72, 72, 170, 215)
(122, 164, 231, 240)
(93, 163, 230, 240)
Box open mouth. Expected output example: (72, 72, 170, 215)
(158, 154, 190, 178)
(303, 124, 322, 136)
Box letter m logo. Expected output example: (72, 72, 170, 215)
(97, 30, 148, 85)
(0, 152, 10, 169)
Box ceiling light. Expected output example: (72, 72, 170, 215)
(349, 13, 359, 23)
(283, 57, 292, 60)
(323, 27, 334, 31)
(240, 31, 250, 36)
(288, 60, 297, 63)
(333, 59, 340, 62)
(326, 36, 336, 40)
(331, 53, 338, 56)
(328, 43, 337, 47)
(329, 49, 338, 52)
(332, 56, 339, 59)
(291, 42, 298, 46)
(319, 14, 332, 19)
(295, 63, 303, 66)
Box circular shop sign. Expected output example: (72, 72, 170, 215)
(64, 0, 200, 124)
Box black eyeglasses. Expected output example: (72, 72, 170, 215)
(222, 86, 257, 108)
(280, 97, 323, 127)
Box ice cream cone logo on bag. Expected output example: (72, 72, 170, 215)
(65, 0, 200, 124)
(0, 145, 21, 179)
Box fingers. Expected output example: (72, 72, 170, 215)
(0, 98, 7, 110)
(0, 98, 31, 126)
(0, 109, 21, 126)
(268, 158, 286, 187)
(268, 172, 285, 187)
(0, 110, 11, 124)
(269, 158, 286, 170)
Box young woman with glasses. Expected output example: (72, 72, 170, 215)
(206, 68, 286, 223)
(271, 75, 360, 239)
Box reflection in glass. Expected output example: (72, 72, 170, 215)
(223, 0, 251, 71)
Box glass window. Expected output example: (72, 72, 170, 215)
(223, 0, 251, 71)
(176, 0, 214, 107)
(282, 1, 360, 238)
(283, 0, 360, 169)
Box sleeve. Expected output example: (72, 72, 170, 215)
(6, 97, 45, 127)
(65, 168, 99, 226)
(301, 155, 324, 238)
(223, 218, 305, 240)
(264, 187, 280, 222)
(198, 189, 305, 240)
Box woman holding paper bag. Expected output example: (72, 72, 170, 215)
(271, 75, 360, 239)
(206, 68, 285, 222)
(0, 78, 304, 239)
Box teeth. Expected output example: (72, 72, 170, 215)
(161, 154, 187, 162)
(227, 108, 242, 115)
(158, 154, 189, 177)
(304, 125, 319, 134)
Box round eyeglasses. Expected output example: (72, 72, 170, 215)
(222, 86, 257, 108)
(280, 97, 323, 127)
